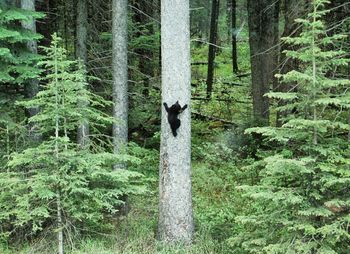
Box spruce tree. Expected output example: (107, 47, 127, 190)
(0, 35, 145, 251)
(232, 0, 350, 253)
(0, 4, 44, 166)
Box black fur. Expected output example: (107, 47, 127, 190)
(163, 101, 188, 137)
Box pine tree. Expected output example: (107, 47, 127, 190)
(232, 0, 350, 253)
(0, 35, 145, 251)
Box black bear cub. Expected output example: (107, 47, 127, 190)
(163, 101, 188, 137)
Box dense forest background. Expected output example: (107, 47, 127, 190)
(0, 0, 349, 253)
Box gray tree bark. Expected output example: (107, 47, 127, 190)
(158, 0, 194, 244)
(76, 0, 89, 147)
(21, 0, 41, 141)
(112, 0, 128, 169)
(247, 0, 278, 125)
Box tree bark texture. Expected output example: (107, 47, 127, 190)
(158, 0, 194, 244)
(231, 0, 238, 73)
(21, 0, 41, 141)
(57, 193, 64, 254)
(247, 0, 278, 124)
(76, 0, 89, 147)
(206, 0, 220, 99)
(112, 0, 128, 169)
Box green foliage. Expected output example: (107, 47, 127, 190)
(128, 16, 162, 147)
(190, 37, 252, 126)
(0, 194, 218, 254)
(0, 6, 43, 85)
(0, 34, 145, 243)
(21, 35, 114, 138)
(232, 1, 350, 253)
(193, 163, 237, 242)
(0, 4, 44, 166)
(191, 130, 251, 253)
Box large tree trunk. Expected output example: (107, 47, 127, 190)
(112, 0, 128, 169)
(247, 0, 278, 125)
(21, 0, 41, 142)
(206, 0, 220, 99)
(76, 0, 89, 147)
(158, 0, 194, 244)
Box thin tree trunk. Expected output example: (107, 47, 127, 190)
(76, 0, 89, 147)
(112, 0, 128, 170)
(247, 0, 278, 125)
(6, 125, 10, 172)
(206, 0, 220, 99)
(348, 113, 350, 142)
(311, 3, 317, 145)
(54, 48, 64, 254)
(57, 193, 64, 254)
(21, 0, 41, 141)
(158, 0, 193, 244)
(231, 0, 238, 73)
